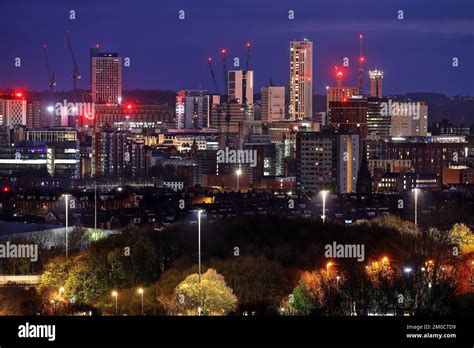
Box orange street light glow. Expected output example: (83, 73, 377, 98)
(326, 262, 333, 271)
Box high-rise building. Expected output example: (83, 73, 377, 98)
(210, 100, 254, 135)
(26, 101, 59, 128)
(390, 100, 428, 137)
(90, 48, 122, 104)
(228, 70, 253, 105)
(25, 127, 77, 142)
(296, 131, 360, 193)
(261, 85, 285, 123)
(95, 103, 175, 129)
(326, 87, 359, 114)
(289, 40, 313, 120)
(369, 69, 383, 98)
(0, 127, 79, 178)
(328, 97, 367, 146)
(176, 90, 210, 129)
(383, 135, 468, 175)
(367, 97, 391, 141)
(415, 102, 428, 136)
(0, 95, 27, 126)
(366, 97, 391, 159)
(93, 127, 148, 177)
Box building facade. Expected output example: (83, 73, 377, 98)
(176, 90, 210, 129)
(296, 131, 360, 193)
(289, 40, 313, 120)
(90, 48, 122, 104)
(261, 86, 285, 123)
(228, 70, 254, 105)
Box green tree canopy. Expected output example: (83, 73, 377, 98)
(175, 268, 237, 316)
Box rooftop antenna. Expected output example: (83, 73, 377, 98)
(358, 34, 365, 93)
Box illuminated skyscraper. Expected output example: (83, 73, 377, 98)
(289, 39, 313, 120)
(369, 69, 383, 98)
(90, 47, 122, 104)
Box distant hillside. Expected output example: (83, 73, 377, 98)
(389, 93, 474, 124)
(314, 92, 474, 125)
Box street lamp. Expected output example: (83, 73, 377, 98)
(197, 210, 203, 284)
(404, 267, 412, 275)
(336, 275, 341, 291)
(235, 168, 242, 191)
(62, 194, 70, 258)
(59, 287, 65, 298)
(111, 291, 118, 315)
(137, 288, 144, 315)
(413, 188, 420, 226)
(94, 181, 97, 232)
(321, 190, 329, 223)
(470, 260, 473, 285)
(326, 261, 333, 273)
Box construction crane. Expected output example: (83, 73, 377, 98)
(65, 29, 81, 102)
(207, 56, 220, 95)
(220, 48, 231, 147)
(42, 44, 56, 94)
(245, 42, 251, 71)
(358, 34, 365, 93)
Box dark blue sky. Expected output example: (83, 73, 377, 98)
(1, 0, 473, 95)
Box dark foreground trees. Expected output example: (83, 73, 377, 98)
(34, 215, 473, 316)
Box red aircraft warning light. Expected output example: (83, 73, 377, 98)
(208, 57, 212, 62)
(15, 92, 23, 98)
(246, 42, 251, 48)
(2, 186, 10, 193)
(221, 48, 227, 55)
(127, 104, 132, 110)
(335, 66, 344, 86)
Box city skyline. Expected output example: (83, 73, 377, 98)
(0, 2, 472, 345)
(0, 0, 473, 96)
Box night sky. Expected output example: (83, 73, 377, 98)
(1, 0, 473, 96)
